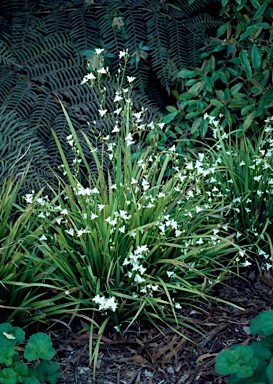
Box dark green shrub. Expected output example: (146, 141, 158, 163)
(165, 0, 273, 139)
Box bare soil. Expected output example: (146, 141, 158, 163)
(48, 271, 273, 384)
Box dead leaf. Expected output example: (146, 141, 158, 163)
(196, 352, 218, 365)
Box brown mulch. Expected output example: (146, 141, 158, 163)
(48, 271, 273, 384)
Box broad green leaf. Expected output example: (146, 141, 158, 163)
(185, 111, 201, 119)
(0, 324, 25, 346)
(216, 21, 228, 37)
(239, 26, 255, 40)
(266, 357, 273, 384)
(239, 50, 252, 79)
(210, 99, 222, 107)
(177, 69, 199, 78)
(166, 106, 178, 113)
(256, 90, 273, 117)
(252, 22, 271, 29)
(163, 111, 178, 124)
(188, 81, 202, 94)
(24, 333, 55, 361)
(250, 0, 261, 8)
(13, 362, 28, 382)
(25, 379, 41, 384)
(0, 347, 15, 366)
(230, 82, 244, 96)
(251, 44, 262, 69)
(242, 111, 256, 131)
(241, 105, 253, 115)
(35, 360, 61, 384)
(250, 309, 273, 336)
(0, 368, 17, 384)
(253, 3, 268, 20)
(250, 343, 272, 361)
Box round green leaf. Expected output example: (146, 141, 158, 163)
(24, 333, 55, 361)
(250, 309, 273, 336)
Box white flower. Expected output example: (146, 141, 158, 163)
(93, 294, 117, 312)
(196, 206, 202, 213)
(119, 225, 126, 233)
(254, 175, 262, 182)
(169, 145, 176, 152)
(61, 208, 69, 215)
(119, 50, 127, 59)
(81, 72, 96, 84)
(97, 67, 107, 74)
(131, 177, 138, 184)
(142, 179, 150, 191)
(239, 160, 245, 166)
(24, 194, 34, 204)
(98, 204, 105, 211)
(38, 212, 46, 218)
(127, 76, 136, 83)
(114, 108, 122, 115)
(157, 123, 165, 129)
(98, 109, 107, 117)
(56, 217, 63, 225)
(40, 234, 47, 241)
(134, 274, 145, 283)
(95, 48, 105, 54)
(125, 133, 135, 146)
(114, 94, 123, 102)
(175, 303, 182, 309)
(65, 228, 74, 236)
(243, 260, 252, 267)
(90, 212, 98, 220)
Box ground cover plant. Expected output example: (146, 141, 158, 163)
(215, 309, 273, 383)
(0, 323, 60, 384)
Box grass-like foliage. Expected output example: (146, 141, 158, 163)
(0, 323, 60, 384)
(19, 50, 241, 372)
(215, 309, 273, 383)
(199, 114, 273, 270)
(0, 174, 53, 323)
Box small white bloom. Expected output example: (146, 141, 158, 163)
(40, 234, 47, 241)
(25, 194, 34, 204)
(95, 48, 105, 54)
(98, 109, 107, 117)
(114, 107, 122, 115)
(56, 217, 63, 225)
(61, 208, 69, 215)
(38, 212, 46, 218)
(65, 228, 74, 236)
(254, 175, 262, 182)
(243, 260, 252, 267)
(127, 76, 136, 83)
(97, 67, 107, 74)
(81, 72, 96, 84)
(169, 145, 176, 152)
(134, 274, 145, 283)
(119, 50, 127, 59)
(114, 94, 123, 102)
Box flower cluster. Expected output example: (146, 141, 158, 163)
(93, 294, 117, 312)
